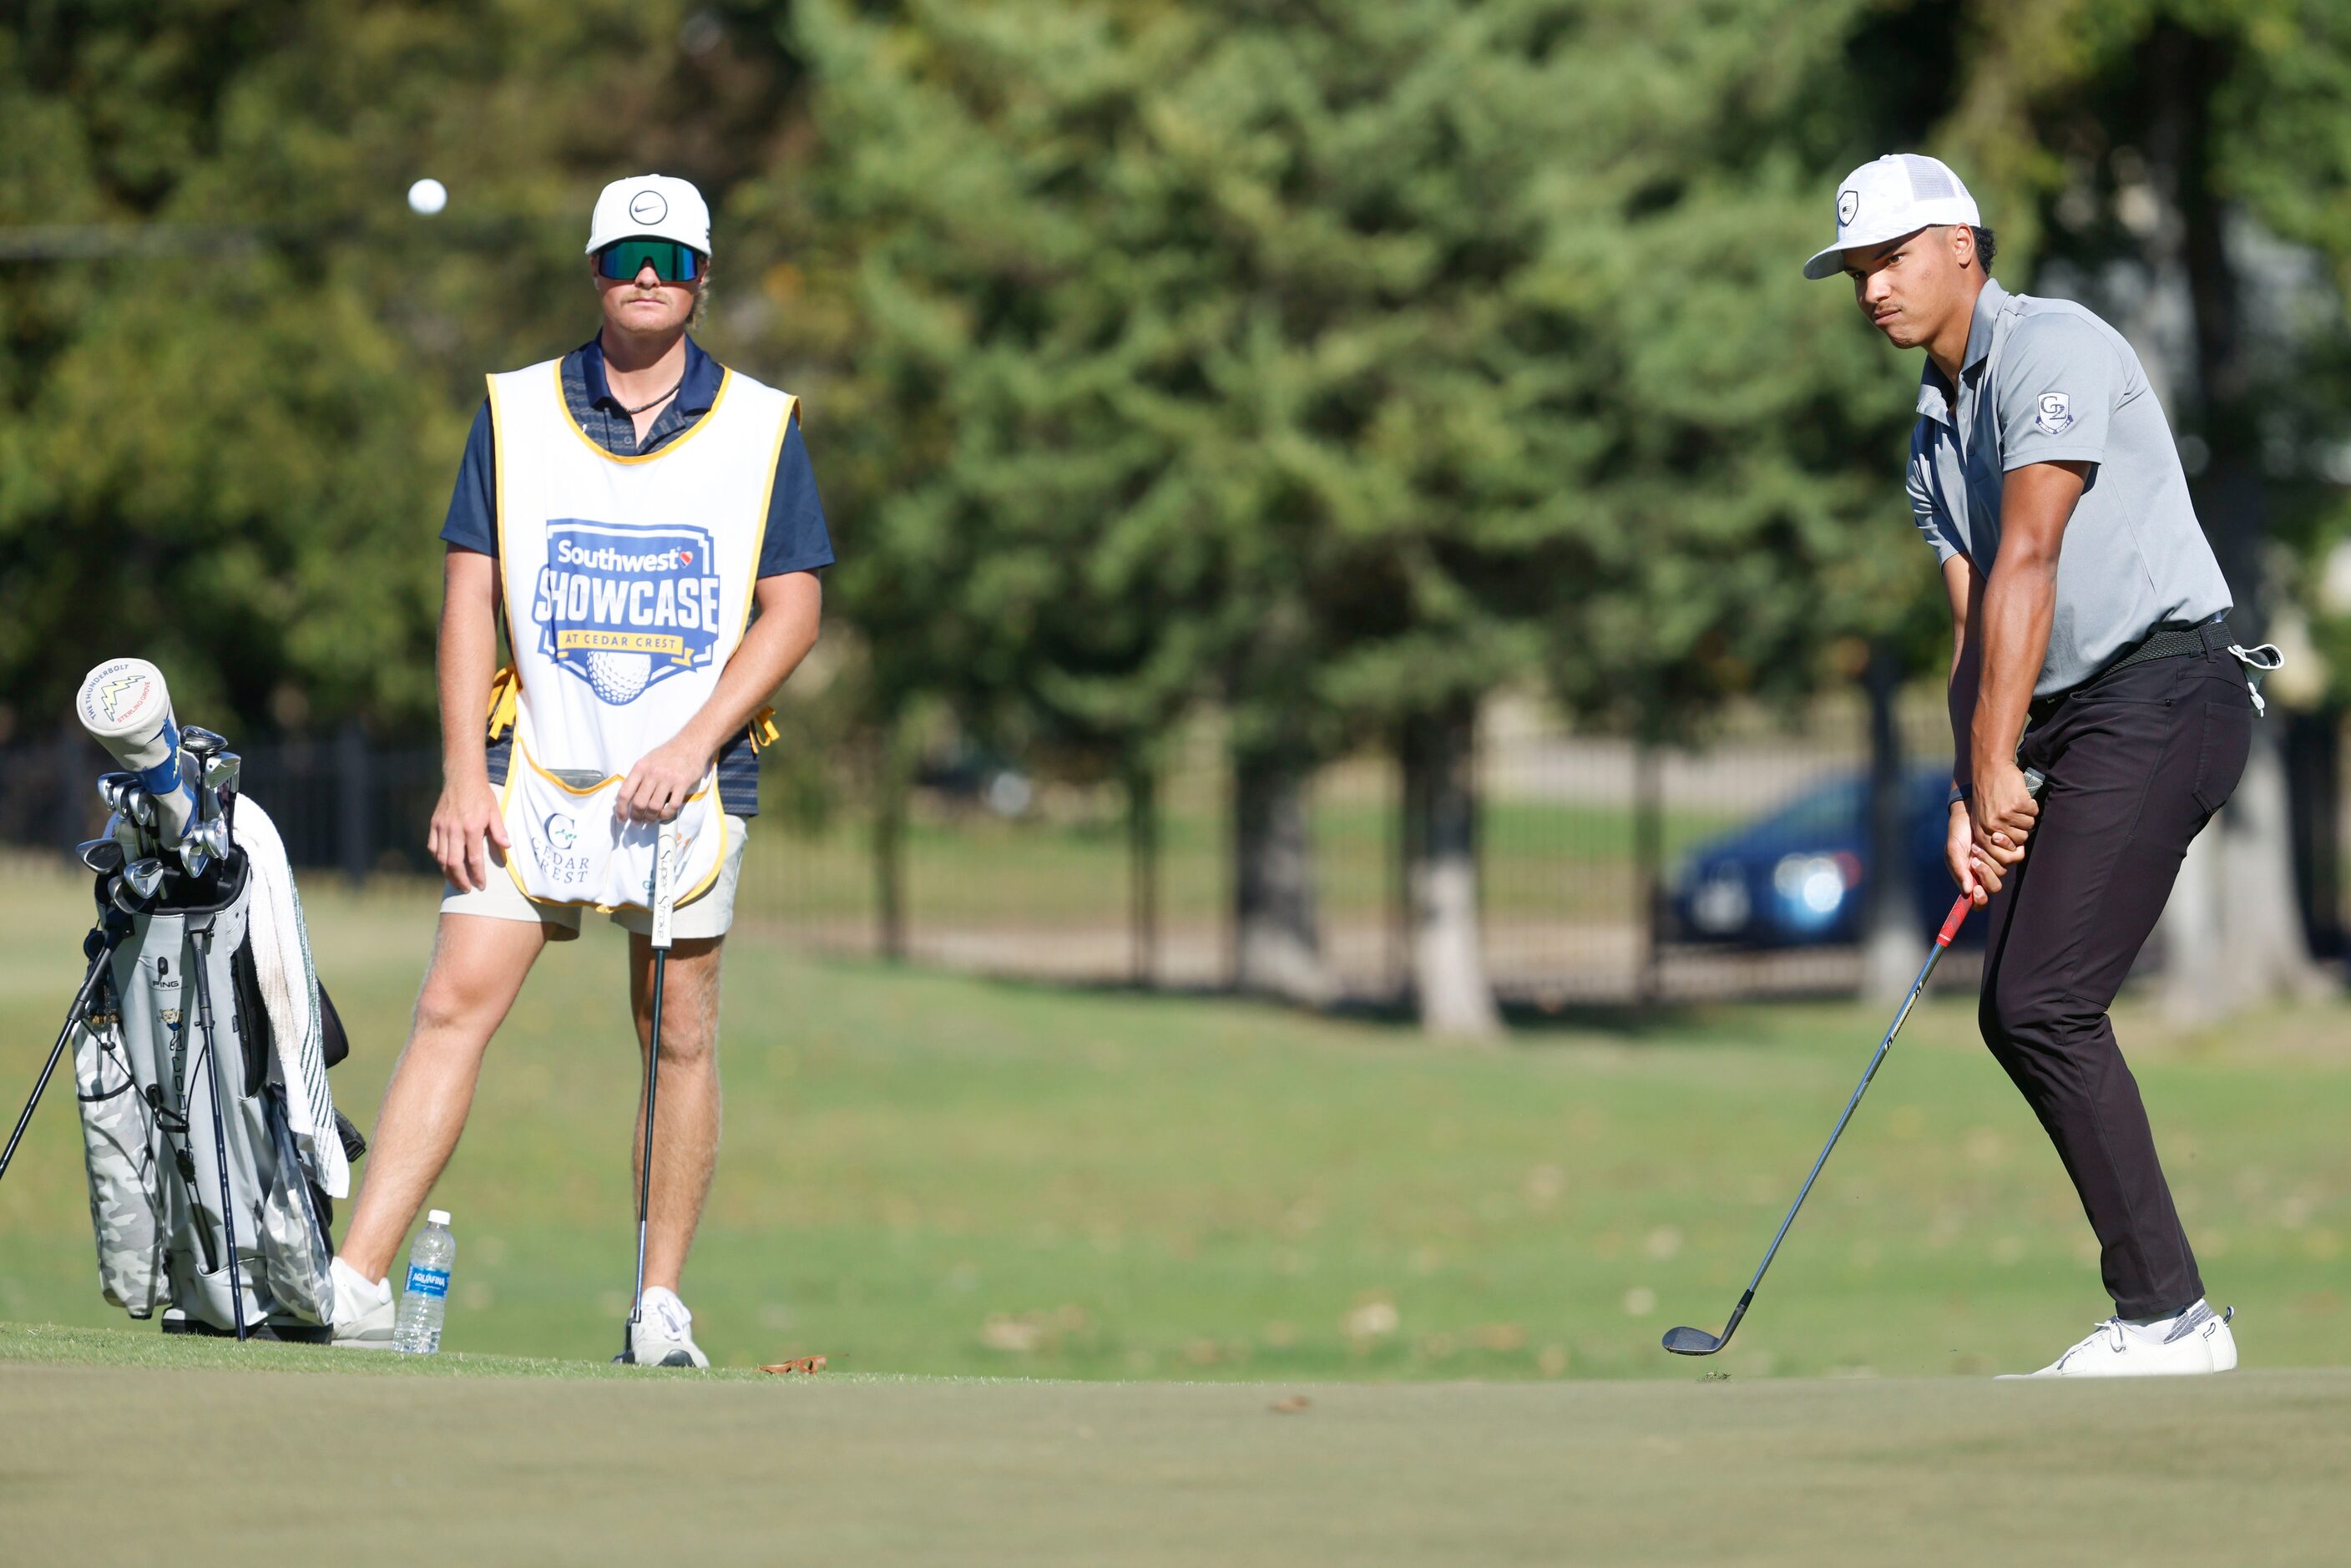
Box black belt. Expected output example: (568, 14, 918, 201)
(2032, 615, 2232, 721)
(2105, 615, 2233, 675)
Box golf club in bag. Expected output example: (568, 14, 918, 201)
(1663, 769, 2044, 1358)
(0, 660, 365, 1342)
(618, 825, 681, 1365)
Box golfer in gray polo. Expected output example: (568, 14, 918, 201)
(1809, 153, 2274, 1377)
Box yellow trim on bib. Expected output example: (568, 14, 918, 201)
(740, 397, 799, 631)
(487, 372, 513, 582)
(554, 360, 736, 467)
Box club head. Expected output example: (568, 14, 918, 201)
(77, 837, 127, 875)
(179, 726, 228, 759)
(204, 750, 241, 793)
(125, 787, 157, 830)
(180, 816, 229, 876)
(96, 771, 136, 812)
(124, 857, 167, 900)
(1661, 1325, 1728, 1357)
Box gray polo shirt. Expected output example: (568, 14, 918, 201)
(1906, 279, 2232, 697)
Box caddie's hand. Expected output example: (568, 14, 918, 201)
(1945, 801, 1988, 906)
(616, 733, 710, 825)
(430, 774, 509, 893)
(1969, 758, 2038, 888)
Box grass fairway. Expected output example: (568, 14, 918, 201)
(2, 857, 2348, 1388)
(3, 1327, 2347, 1565)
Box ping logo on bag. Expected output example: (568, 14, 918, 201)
(532, 520, 724, 706)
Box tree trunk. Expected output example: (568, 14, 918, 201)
(2145, 23, 2323, 1006)
(872, 720, 910, 963)
(1402, 701, 1502, 1041)
(1632, 737, 1663, 1009)
(1126, 761, 1158, 988)
(1231, 741, 1336, 1004)
(1860, 643, 1919, 1002)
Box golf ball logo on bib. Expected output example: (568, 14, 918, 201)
(533, 521, 723, 706)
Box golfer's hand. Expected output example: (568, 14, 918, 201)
(616, 734, 710, 825)
(1969, 760, 2038, 895)
(431, 774, 508, 893)
(1945, 801, 1989, 906)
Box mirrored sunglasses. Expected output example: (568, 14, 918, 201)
(596, 240, 703, 284)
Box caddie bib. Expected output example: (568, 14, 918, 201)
(487, 356, 796, 911)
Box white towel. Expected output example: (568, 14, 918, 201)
(232, 796, 349, 1198)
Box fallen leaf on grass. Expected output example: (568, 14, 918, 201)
(1270, 1395, 1311, 1414)
(761, 1356, 828, 1375)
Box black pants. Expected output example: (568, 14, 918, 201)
(1980, 638, 2255, 1318)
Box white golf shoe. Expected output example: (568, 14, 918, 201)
(622, 1286, 710, 1368)
(2003, 1301, 2236, 1378)
(328, 1257, 396, 1349)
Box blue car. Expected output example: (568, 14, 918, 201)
(1667, 766, 1976, 948)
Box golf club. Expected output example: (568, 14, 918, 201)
(124, 857, 167, 901)
(617, 825, 680, 1365)
(1663, 770, 2043, 1358)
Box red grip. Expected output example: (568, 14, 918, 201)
(1936, 893, 1973, 948)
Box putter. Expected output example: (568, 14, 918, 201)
(618, 824, 681, 1365)
(1664, 770, 2043, 1358)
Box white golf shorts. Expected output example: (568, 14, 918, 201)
(439, 814, 751, 940)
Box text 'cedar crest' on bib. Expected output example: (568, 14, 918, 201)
(487, 357, 797, 912)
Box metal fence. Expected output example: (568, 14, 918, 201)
(7, 699, 2343, 1005)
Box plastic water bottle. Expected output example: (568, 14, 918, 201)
(393, 1210, 456, 1354)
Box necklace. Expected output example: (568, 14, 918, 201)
(613, 376, 682, 417)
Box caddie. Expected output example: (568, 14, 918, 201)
(1810, 154, 2279, 1376)
(326, 174, 831, 1363)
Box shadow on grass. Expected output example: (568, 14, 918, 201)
(803, 948, 1875, 1045)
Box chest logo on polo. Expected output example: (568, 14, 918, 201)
(2035, 392, 2075, 436)
(532, 520, 724, 705)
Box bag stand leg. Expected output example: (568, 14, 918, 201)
(187, 916, 249, 1342)
(0, 921, 128, 1187)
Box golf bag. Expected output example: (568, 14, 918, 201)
(58, 796, 364, 1340)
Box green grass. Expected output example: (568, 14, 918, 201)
(2, 858, 2346, 1385)
(3, 1343, 2346, 1565)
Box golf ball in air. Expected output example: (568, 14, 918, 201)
(407, 178, 448, 216)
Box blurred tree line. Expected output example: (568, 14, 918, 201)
(3, 0, 2347, 1031)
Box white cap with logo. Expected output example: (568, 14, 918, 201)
(585, 174, 712, 258)
(1802, 154, 1980, 280)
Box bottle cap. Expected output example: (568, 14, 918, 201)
(427, 1210, 451, 1226)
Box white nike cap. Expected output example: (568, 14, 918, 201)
(1802, 154, 1981, 280)
(585, 174, 712, 258)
